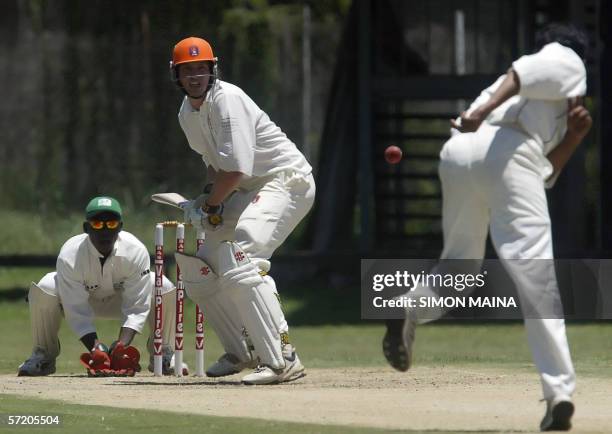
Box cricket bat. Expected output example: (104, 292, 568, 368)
(151, 192, 190, 210)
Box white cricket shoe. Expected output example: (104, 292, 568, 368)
(382, 308, 417, 372)
(148, 347, 189, 376)
(242, 345, 305, 385)
(206, 353, 256, 378)
(18, 347, 56, 376)
(540, 395, 574, 431)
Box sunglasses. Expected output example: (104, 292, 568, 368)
(88, 220, 121, 230)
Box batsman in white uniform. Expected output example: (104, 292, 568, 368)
(18, 196, 183, 376)
(169, 37, 315, 384)
(382, 24, 592, 431)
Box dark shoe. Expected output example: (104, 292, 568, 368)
(540, 396, 574, 431)
(382, 309, 417, 372)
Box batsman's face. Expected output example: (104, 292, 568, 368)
(178, 61, 211, 98)
(84, 212, 123, 257)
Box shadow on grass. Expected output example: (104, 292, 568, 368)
(278, 273, 364, 326)
(0, 287, 27, 301)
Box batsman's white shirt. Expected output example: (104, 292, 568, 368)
(178, 80, 312, 187)
(176, 80, 316, 368)
(56, 231, 152, 338)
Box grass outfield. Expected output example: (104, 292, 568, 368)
(0, 394, 408, 434)
(1, 300, 611, 375)
(0, 209, 192, 256)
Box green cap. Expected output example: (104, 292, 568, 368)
(85, 196, 123, 220)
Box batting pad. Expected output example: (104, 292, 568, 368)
(28, 282, 62, 358)
(218, 241, 286, 369)
(176, 252, 253, 363)
(175, 252, 219, 297)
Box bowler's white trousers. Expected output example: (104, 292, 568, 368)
(432, 124, 575, 400)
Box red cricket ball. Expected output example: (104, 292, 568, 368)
(384, 145, 402, 164)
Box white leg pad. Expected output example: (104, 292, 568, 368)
(28, 282, 62, 358)
(176, 252, 252, 362)
(263, 275, 288, 334)
(218, 241, 286, 369)
(175, 252, 219, 297)
(194, 290, 252, 362)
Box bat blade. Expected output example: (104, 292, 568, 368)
(151, 193, 190, 210)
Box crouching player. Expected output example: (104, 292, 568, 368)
(17, 196, 186, 376)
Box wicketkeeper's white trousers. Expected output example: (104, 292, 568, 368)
(432, 124, 575, 400)
(27, 272, 176, 357)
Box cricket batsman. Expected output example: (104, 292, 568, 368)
(382, 24, 592, 431)
(18, 196, 186, 376)
(169, 37, 315, 384)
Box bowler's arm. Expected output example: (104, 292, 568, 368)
(546, 98, 592, 182)
(451, 69, 520, 132)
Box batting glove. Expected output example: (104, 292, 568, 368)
(181, 194, 207, 226)
(202, 201, 224, 229)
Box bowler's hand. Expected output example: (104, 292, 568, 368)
(566, 97, 592, 140)
(450, 107, 488, 133)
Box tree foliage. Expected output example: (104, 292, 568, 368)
(0, 0, 348, 213)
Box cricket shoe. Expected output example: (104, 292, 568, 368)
(18, 347, 56, 376)
(206, 353, 257, 378)
(241, 345, 305, 385)
(148, 347, 189, 376)
(382, 308, 417, 372)
(540, 395, 574, 431)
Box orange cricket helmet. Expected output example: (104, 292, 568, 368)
(169, 37, 218, 82)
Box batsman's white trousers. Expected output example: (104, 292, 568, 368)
(194, 171, 315, 362)
(199, 171, 316, 271)
(433, 124, 575, 400)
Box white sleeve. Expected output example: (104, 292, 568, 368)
(56, 258, 96, 338)
(512, 43, 586, 100)
(120, 247, 152, 333)
(544, 172, 560, 189)
(541, 156, 560, 189)
(213, 94, 256, 175)
(450, 75, 506, 135)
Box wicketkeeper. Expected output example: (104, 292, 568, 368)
(383, 23, 591, 431)
(169, 37, 315, 384)
(18, 196, 186, 377)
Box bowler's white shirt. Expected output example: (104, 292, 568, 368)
(178, 80, 312, 187)
(56, 231, 152, 338)
(459, 42, 586, 186)
(466, 43, 586, 152)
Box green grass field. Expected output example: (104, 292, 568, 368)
(0, 209, 184, 255)
(2, 299, 611, 375)
(0, 394, 411, 434)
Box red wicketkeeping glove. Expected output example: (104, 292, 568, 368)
(109, 341, 141, 374)
(79, 342, 140, 377)
(80, 343, 111, 376)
